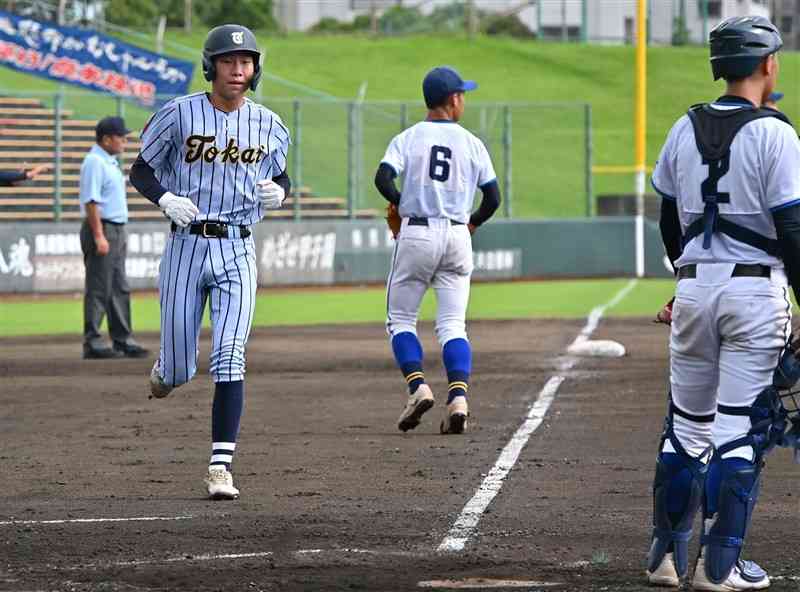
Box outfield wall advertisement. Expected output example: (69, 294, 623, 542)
(0, 219, 671, 293)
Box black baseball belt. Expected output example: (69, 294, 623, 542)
(408, 217, 464, 226)
(171, 221, 251, 239)
(677, 263, 771, 281)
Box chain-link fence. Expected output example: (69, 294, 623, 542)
(0, 89, 593, 222)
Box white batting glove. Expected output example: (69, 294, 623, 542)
(257, 179, 285, 210)
(158, 191, 198, 227)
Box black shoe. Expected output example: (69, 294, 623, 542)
(84, 346, 124, 359)
(113, 342, 150, 358)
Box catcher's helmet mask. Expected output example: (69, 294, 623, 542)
(202, 24, 262, 91)
(709, 16, 782, 81)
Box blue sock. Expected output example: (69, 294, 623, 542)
(391, 332, 425, 394)
(443, 338, 471, 404)
(210, 380, 244, 471)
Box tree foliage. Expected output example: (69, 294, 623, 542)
(103, 0, 278, 31)
(195, 0, 277, 31)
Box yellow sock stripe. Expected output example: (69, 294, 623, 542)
(405, 372, 425, 383)
(448, 381, 469, 392)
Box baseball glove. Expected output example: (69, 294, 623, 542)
(654, 297, 674, 326)
(386, 203, 401, 239)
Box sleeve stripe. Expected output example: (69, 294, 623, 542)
(770, 198, 800, 212)
(381, 161, 399, 176)
(651, 179, 676, 201)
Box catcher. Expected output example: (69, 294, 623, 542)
(647, 16, 800, 590)
(375, 66, 500, 434)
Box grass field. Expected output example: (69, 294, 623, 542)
(3, 31, 799, 217)
(0, 278, 678, 337)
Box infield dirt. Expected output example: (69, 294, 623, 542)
(1, 319, 798, 591)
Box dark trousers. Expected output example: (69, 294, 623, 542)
(80, 220, 133, 349)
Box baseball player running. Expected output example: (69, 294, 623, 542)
(129, 25, 290, 500)
(375, 66, 500, 435)
(646, 17, 800, 590)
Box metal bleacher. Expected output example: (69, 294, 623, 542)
(0, 96, 378, 221)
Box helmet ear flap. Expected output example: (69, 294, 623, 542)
(202, 53, 215, 82)
(249, 60, 262, 91)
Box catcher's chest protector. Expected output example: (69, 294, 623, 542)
(689, 105, 789, 156)
(685, 105, 791, 255)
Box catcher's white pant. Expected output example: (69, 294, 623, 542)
(386, 217, 473, 345)
(667, 263, 791, 461)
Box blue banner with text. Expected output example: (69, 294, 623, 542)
(0, 10, 193, 105)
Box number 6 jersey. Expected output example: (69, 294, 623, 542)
(380, 120, 496, 223)
(651, 95, 800, 268)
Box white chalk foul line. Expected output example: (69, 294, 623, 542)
(107, 551, 274, 568)
(0, 515, 194, 526)
(437, 279, 638, 553)
(42, 547, 424, 571)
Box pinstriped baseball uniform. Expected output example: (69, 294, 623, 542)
(139, 91, 289, 385)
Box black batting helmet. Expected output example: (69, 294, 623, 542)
(709, 16, 782, 81)
(202, 24, 262, 91)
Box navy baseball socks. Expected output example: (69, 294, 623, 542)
(205, 380, 243, 500)
(392, 331, 426, 394)
(441, 338, 471, 434)
(391, 333, 472, 434)
(392, 332, 435, 431)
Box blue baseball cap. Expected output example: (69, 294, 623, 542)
(422, 66, 477, 108)
(768, 91, 784, 103)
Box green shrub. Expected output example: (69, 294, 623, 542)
(483, 14, 534, 39)
(195, 0, 278, 31)
(104, 0, 160, 28)
(310, 17, 353, 33)
(378, 6, 429, 34)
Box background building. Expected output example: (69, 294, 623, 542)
(273, 0, 771, 44)
(772, 0, 800, 49)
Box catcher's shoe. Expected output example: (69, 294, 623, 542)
(646, 552, 680, 587)
(149, 359, 173, 399)
(692, 552, 770, 591)
(204, 466, 240, 500)
(440, 396, 468, 435)
(398, 384, 435, 432)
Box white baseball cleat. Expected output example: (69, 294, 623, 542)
(646, 552, 680, 587)
(692, 552, 770, 591)
(204, 466, 240, 500)
(440, 395, 468, 435)
(397, 384, 435, 432)
(149, 359, 173, 399)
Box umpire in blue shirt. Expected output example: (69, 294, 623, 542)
(79, 116, 148, 359)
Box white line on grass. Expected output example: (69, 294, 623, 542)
(437, 279, 638, 553)
(0, 515, 194, 526)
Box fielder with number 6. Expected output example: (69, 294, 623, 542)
(375, 66, 501, 435)
(130, 24, 290, 500)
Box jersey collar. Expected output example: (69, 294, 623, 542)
(715, 95, 757, 107)
(90, 143, 117, 163)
